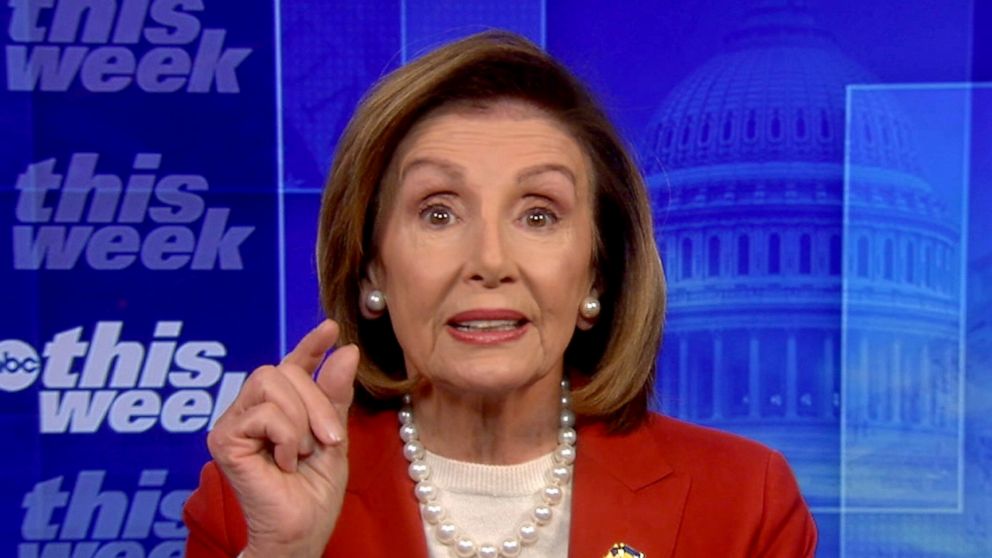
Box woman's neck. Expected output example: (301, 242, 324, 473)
(411, 374, 562, 465)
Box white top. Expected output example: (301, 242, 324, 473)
(422, 450, 571, 558)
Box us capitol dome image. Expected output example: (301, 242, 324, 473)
(639, 0, 961, 511)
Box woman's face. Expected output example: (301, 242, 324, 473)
(368, 101, 597, 397)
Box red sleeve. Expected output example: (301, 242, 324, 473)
(183, 462, 249, 558)
(752, 451, 818, 558)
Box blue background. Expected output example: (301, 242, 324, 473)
(2, 0, 989, 556)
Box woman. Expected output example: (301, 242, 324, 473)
(184, 31, 817, 558)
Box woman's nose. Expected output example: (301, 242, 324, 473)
(467, 219, 516, 287)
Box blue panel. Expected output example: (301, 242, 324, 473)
(279, 0, 402, 350)
(0, 1, 279, 554)
(403, 0, 544, 62)
(284, 190, 325, 346)
(843, 84, 969, 512)
(840, 83, 991, 556)
(280, 0, 401, 192)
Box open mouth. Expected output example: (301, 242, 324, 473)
(445, 310, 530, 344)
(449, 319, 528, 332)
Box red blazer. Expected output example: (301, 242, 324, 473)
(184, 409, 817, 557)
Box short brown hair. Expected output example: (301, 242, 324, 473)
(316, 30, 665, 431)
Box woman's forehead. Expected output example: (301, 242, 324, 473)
(393, 99, 589, 176)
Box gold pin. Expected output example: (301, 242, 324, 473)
(604, 542, 646, 558)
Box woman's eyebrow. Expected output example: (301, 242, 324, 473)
(517, 163, 577, 186)
(400, 157, 464, 182)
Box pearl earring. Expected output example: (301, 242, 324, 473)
(579, 296, 601, 319)
(365, 290, 386, 313)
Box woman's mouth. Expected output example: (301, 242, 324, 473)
(446, 311, 530, 344)
(451, 319, 527, 332)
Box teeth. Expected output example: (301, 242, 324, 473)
(453, 320, 521, 331)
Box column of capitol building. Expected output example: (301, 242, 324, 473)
(638, 1, 960, 509)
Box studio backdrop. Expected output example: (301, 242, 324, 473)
(1, 1, 989, 557)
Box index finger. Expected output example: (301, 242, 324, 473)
(280, 319, 341, 373)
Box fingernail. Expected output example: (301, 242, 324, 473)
(328, 427, 344, 445)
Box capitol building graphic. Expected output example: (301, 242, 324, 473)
(639, 0, 962, 516)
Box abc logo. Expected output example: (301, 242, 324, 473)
(0, 340, 41, 392)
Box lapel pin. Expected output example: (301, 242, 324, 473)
(604, 542, 646, 557)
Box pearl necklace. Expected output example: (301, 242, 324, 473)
(399, 379, 577, 558)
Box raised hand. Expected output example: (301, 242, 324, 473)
(206, 320, 359, 558)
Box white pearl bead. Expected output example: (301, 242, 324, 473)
(501, 538, 522, 556)
(408, 461, 430, 482)
(542, 485, 563, 506)
(560, 409, 575, 428)
(422, 503, 445, 524)
(403, 440, 424, 461)
(551, 465, 571, 485)
(398, 406, 414, 425)
(365, 290, 386, 312)
(554, 444, 576, 465)
(518, 522, 538, 544)
(414, 481, 437, 502)
(436, 522, 457, 544)
(558, 427, 577, 446)
(400, 423, 418, 442)
(402, 393, 412, 405)
(560, 392, 572, 407)
(580, 297, 601, 318)
(478, 543, 499, 558)
(532, 504, 553, 525)
(455, 537, 476, 557)
(560, 378, 571, 390)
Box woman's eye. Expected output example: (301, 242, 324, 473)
(421, 205, 455, 226)
(523, 208, 558, 228)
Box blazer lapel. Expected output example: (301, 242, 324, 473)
(569, 417, 690, 558)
